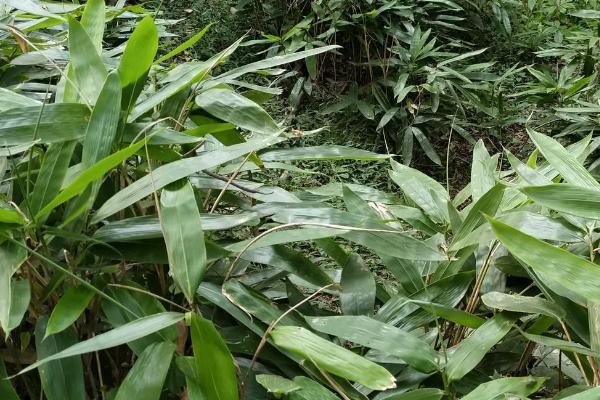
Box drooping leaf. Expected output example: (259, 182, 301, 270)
(0, 104, 90, 145)
(80, 0, 104, 52)
(7, 280, 30, 334)
(68, 17, 107, 105)
(271, 326, 397, 390)
(0, 240, 27, 336)
(488, 217, 600, 305)
(45, 286, 94, 338)
(196, 88, 280, 135)
(306, 315, 439, 372)
(119, 16, 158, 112)
(0, 359, 19, 400)
(189, 314, 239, 400)
(92, 134, 284, 222)
(30, 141, 77, 219)
(35, 317, 86, 400)
(461, 376, 546, 400)
(114, 342, 175, 400)
(527, 129, 599, 189)
(160, 179, 207, 303)
(18, 312, 184, 376)
(521, 184, 600, 219)
(37, 136, 150, 218)
(445, 313, 515, 381)
(481, 291, 565, 320)
(340, 254, 376, 316)
(256, 375, 301, 397)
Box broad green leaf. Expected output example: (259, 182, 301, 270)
(256, 375, 301, 397)
(155, 23, 213, 64)
(261, 145, 391, 161)
(488, 217, 600, 305)
(196, 88, 280, 135)
(451, 183, 505, 249)
(271, 326, 397, 390)
(389, 160, 449, 223)
(129, 37, 243, 122)
(0, 203, 25, 225)
(307, 315, 439, 372)
(45, 286, 94, 338)
(240, 245, 333, 288)
(80, 0, 104, 52)
(289, 376, 339, 400)
(82, 71, 122, 168)
(18, 312, 184, 376)
(0, 359, 19, 400)
(461, 376, 546, 400)
(92, 134, 284, 222)
(3, 0, 66, 19)
(35, 317, 86, 400)
(481, 291, 565, 320)
(189, 314, 239, 400)
(176, 356, 204, 400)
(527, 129, 599, 189)
(412, 126, 441, 165)
(160, 180, 206, 303)
(376, 272, 474, 328)
(114, 342, 175, 400)
(37, 136, 150, 218)
(471, 140, 497, 202)
(7, 280, 30, 334)
(341, 254, 376, 316)
(30, 141, 77, 219)
(445, 313, 515, 381)
(0, 87, 40, 111)
(521, 184, 600, 219)
(119, 16, 158, 112)
(0, 241, 27, 336)
(223, 280, 307, 327)
(69, 17, 107, 105)
(0, 104, 90, 145)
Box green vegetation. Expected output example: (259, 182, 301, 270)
(2, 1, 600, 399)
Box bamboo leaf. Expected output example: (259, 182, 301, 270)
(488, 217, 600, 304)
(37, 136, 150, 219)
(461, 376, 546, 400)
(114, 342, 175, 400)
(445, 313, 515, 381)
(196, 88, 280, 135)
(92, 134, 284, 222)
(17, 312, 184, 376)
(189, 314, 239, 400)
(45, 286, 94, 338)
(160, 180, 207, 303)
(35, 317, 86, 400)
(271, 326, 397, 390)
(119, 16, 158, 112)
(307, 315, 439, 372)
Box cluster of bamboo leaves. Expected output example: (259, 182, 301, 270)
(2, 1, 600, 400)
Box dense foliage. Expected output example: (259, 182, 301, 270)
(2, 1, 600, 400)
